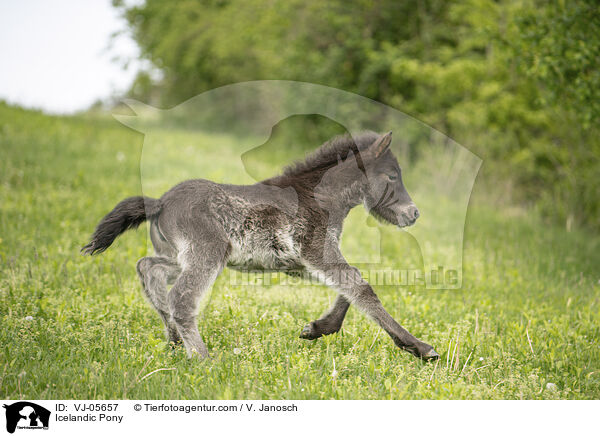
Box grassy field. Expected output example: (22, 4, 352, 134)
(1, 102, 599, 399)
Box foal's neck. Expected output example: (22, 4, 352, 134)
(313, 163, 368, 220)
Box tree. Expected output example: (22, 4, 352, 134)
(114, 0, 600, 230)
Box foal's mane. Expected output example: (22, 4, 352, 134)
(280, 131, 378, 179)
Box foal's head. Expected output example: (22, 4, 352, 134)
(361, 132, 419, 228)
(278, 130, 419, 228)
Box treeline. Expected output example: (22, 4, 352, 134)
(114, 0, 599, 231)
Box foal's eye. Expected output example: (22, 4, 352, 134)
(387, 173, 398, 181)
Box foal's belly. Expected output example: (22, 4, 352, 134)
(226, 236, 301, 272)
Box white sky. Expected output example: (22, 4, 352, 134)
(0, 0, 142, 114)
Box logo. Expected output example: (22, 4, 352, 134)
(3, 402, 50, 434)
(118, 81, 482, 290)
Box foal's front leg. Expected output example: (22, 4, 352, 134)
(300, 295, 350, 340)
(308, 252, 439, 361)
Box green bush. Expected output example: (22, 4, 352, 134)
(114, 0, 600, 231)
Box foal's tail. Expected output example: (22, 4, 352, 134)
(81, 196, 161, 255)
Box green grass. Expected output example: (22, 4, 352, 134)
(1, 102, 599, 399)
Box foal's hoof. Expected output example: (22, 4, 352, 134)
(299, 323, 321, 340)
(421, 348, 440, 362)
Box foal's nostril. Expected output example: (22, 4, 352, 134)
(407, 206, 419, 221)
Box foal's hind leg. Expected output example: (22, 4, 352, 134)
(168, 241, 228, 359)
(300, 295, 350, 340)
(136, 257, 181, 344)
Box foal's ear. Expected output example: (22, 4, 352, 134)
(372, 131, 392, 158)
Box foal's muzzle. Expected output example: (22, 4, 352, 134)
(398, 204, 420, 227)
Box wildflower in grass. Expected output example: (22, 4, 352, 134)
(233, 348, 242, 355)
